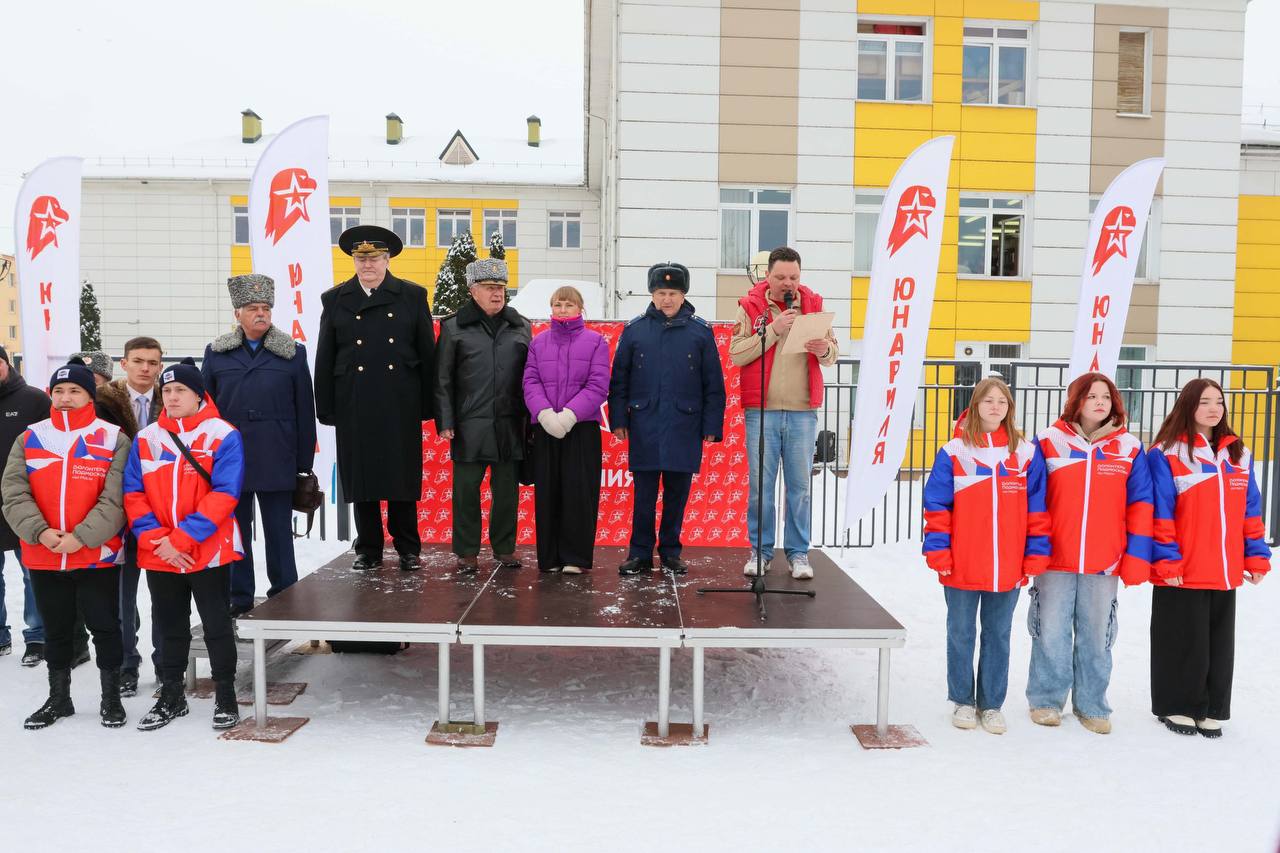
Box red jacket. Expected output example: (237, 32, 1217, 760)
(1036, 420, 1154, 585)
(16, 404, 125, 571)
(922, 426, 1050, 592)
(123, 400, 244, 573)
(1148, 434, 1271, 590)
(736, 281, 825, 409)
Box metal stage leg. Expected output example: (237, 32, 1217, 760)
(876, 648, 890, 737)
(692, 646, 704, 735)
(438, 641, 450, 726)
(658, 646, 671, 738)
(473, 643, 485, 726)
(254, 638, 267, 727)
(186, 656, 197, 692)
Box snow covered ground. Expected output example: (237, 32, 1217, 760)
(1, 530, 1276, 853)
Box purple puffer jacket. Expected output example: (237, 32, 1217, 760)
(522, 316, 611, 423)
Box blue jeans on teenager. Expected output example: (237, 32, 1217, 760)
(745, 409, 818, 562)
(0, 549, 44, 647)
(944, 586, 1020, 711)
(1025, 571, 1120, 719)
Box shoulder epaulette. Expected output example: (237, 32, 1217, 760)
(626, 314, 645, 326)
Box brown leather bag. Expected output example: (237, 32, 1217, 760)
(292, 471, 323, 537)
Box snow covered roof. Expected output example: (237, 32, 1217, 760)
(1242, 122, 1280, 149)
(79, 125, 584, 186)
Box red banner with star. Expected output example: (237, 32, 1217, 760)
(413, 320, 749, 548)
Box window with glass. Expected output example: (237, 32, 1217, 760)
(957, 196, 1026, 277)
(437, 209, 471, 247)
(962, 25, 1030, 105)
(484, 209, 518, 248)
(853, 192, 884, 274)
(330, 207, 360, 245)
(1116, 345, 1148, 426)
(389, 208, 426, 248)
(548, 211, 581, 249)
(857, 21, 928, 102)
(232, 205, 249, 245)
(1088, 198, 1155, 280)
(719, 188, 792, 271)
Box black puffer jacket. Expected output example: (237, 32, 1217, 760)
(435, 299, 531, 463)
(0, 371, 52, 550)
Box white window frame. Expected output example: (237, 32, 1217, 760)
(853, 191, 885, 275)
(718, 187, 794, 273)
(483, 209, 518, 249)
(437, 209, 472, 247)
(390, 207, 427, 248)
(548, 211, 582, 250)
(232, 205, 249, 245)
(961, 21, 1035, 107)
(956, 195, 1030, 280)
(1117, 27, 1153, 118)
(330, 207, 360, 246)
(1088, 197, 1159, 283)
(856, 16, 932, 104)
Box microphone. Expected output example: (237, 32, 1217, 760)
(783, 291, 798, 313)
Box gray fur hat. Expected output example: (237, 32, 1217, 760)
(465, 258, 508, 286)
(71, 350, 112, 380)
(227, 273, 275, 308)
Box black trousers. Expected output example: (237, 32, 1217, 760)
(1150, 586, 1236, 720)
(629, 470, 693, 560)
(28, 566, 122, 671)
(353, 500, 421, 559)
(452, 461, 518, 557)
(232, 490, 299, 608)
(533, 422, 601, 570)
(147, 564, 236, 684)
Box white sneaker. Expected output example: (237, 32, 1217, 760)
(560, 565, 583, 575)
(789, 553, 813, 580)
(744, 550, 763, 576)
(980, 709, 1007, 735)
(952, 704, 978, 730)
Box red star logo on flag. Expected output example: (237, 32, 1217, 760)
(26, 195, 70, 260)
(886, 185, 936, 257)
(1090, 205, 1136, 276)
(264, 167, 317, 245)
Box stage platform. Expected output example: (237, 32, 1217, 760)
(235, 546, 906, 744)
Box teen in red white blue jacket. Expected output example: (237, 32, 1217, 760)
(922, 378, 1048, 734)
(1025, 372, 1153, 734)
(1146, 378, 1270, 739)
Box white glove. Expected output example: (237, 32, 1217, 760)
(556, 409, 577, 434)
(537, 408, 567, 439)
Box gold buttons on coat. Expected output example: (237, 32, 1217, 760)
(387, 312, 394, 318)
(356, 339, 363, 345)
(388, 337, 394, 343)
(356, 314, 362, 320)
(388, 364, 395, 370)
(357, 366, 364, 372)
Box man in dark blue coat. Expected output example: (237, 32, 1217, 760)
(202, 274, 316, 617)
(608, 262, 725, 575)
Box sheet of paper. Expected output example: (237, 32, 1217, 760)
(780, 311, 834, 356)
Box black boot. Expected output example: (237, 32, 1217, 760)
(99, 669, 127, 728)
(137, 679, 189, 732)
(212, 680, 240, 730)
(618, 557, 650, 576)
(24, 668, 74, 730)
(119, 668, 139, 697)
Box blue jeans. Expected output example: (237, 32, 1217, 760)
(944, 586, 1020, 711)
(1026, 572, 1120, 719)
(744, 409, 817, 562)
(0, 549, 44, 646)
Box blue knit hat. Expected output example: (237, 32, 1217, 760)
(49, 360, 96, 398)
(159, 357, 205, 400)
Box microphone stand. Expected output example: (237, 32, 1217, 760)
(698, 271, 815, 620)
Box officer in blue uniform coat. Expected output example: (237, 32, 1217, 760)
(608, 262, 725, 575)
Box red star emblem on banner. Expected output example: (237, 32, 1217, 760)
(264, 167, 317, 245)
(1090, 205, 1136, 276)
(886, 185, 936, 257)
(26, 195, 70, 260)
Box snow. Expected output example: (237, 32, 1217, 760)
(1, 530, 1277, 852)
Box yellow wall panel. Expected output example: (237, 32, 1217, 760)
(1238, 195, 1280, 221)
(856, 103, 934, 131)
(964, 0, 1038, 21)
(330, 196, 361, 207)
(856, 128, 938, 158)
(230, 245, 251, 277)
(858, 0, 934, 16)
(958, 160, 1036, 192)
(1237, 221, 1280, 246)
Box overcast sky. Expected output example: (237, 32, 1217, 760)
(2, 0, 1278, 254)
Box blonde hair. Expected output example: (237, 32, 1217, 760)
(961, 377, 1021, 452)
(549, 285, 585, 312)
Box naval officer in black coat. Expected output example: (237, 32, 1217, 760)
(315, 225, 435, 572)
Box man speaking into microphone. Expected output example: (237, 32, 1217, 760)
(728, 246, 839, 579)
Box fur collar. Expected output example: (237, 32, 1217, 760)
(210, 325, 297, 359)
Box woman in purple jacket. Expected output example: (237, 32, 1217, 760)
(522, 286, 611, 573)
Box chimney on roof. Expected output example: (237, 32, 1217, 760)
(241, 109, 262, 144)
(527, 115, 541, 147)
(386, 113, 403, 145)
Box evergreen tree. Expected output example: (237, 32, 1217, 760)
(79, 280, 102, 351)
(488, 230, 506, 260)
(432, 231, 477, 315)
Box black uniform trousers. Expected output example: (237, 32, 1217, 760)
(1150, 586, 1236, 721)
(452, 461, 519, 557)
(232, 490, 299, 608)
(628, 470, 693, 561)
(147, 564, 236, 684)
(28, 566, 122, 671)
(352, 501, 421, 560)
(533, 422, 601, 570)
